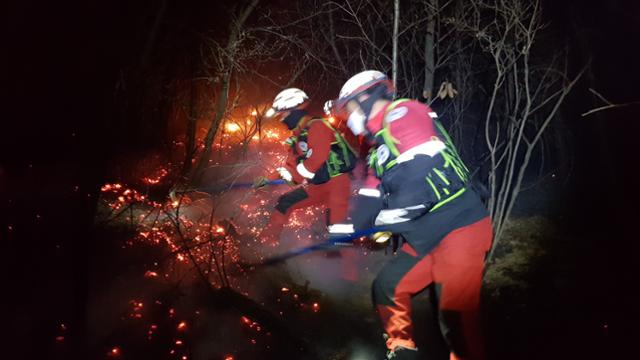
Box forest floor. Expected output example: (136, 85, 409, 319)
(81, 198, 615, 360)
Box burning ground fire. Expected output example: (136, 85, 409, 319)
(92, 125, 329, 358)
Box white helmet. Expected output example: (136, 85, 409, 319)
(271, 88, 309, 112)
(336, 70, 392, 110)
(335, 70, 394, 136)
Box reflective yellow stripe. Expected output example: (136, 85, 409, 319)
(426, 177, 441, 200)
(385, 159, 397, 170)
(430, 188, 466, 213)
(433, 168, 450, 186)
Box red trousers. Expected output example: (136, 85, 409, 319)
(262, 173, 357, 280)
(264, 173, 351, 237)
(373, 217, 493, 359)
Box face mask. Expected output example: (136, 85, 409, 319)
(282, 109, 306, 130)
(347, 110, 367, 135)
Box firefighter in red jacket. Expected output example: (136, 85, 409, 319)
(329, 71, 493, 360)
(256, 88, 358, 276)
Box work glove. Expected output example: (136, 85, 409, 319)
(276, 167, 293, 182)
(253, 176, 269, 189)
(284, 136, 296, 147)
(371, 231, 392, 246)
(327, 224, 357, 246)
(369, 231, 401, 252)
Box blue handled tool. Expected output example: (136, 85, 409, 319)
(187, 179, 287, 194)
(242, 226, 387, 268)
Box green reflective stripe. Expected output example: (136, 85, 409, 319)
(434, 120, 469, 178)
(433, 168, 450, 186)
(369, 152, 377, 167)
(301, 117, 355, 177)
(385, 159, 397, 170)
(426, 176, 442, 200)
(430, 188, 466, 213)
(321, 118, 358, 157)
(434, 120, 454, 148)
(375, 127, 401, 157)
(339, 139, 352, 168)
(386, 98, 411, 113)
(443, 187, 450, 195)
(441, 151, 467, 182)
(369, 99, 411, 176)
(369, 151, 384, 176)
(328, 152, 341, 176)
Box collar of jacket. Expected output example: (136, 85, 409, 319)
(292, 115, 316, 135)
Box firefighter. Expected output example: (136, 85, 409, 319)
(329, 71, 493, 360)
(255, 88, 359, 278)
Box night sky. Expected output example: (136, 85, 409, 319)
(4, 0, 640, 359)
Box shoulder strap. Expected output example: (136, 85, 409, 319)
(382, 98, 411, 125)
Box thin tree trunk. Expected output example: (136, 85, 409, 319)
(392, 0, 400, 95)
(423, 0, 435, 101)
(179, 57, 199, 181)
(140, 0, 169, 66)
(190, 0, 260, 186)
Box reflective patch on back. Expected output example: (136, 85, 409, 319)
(376, 144, 390, 166)
(385, 106, 408, 123)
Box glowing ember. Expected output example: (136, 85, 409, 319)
(94, 133, 332, 332)
(225, 123, 241, 132)
(56, 336, 64, 342)
(143, 168, 169, 185)
(109, 347, 121, 357)
(175, 340, 183, 345)
(328, 116, 336, 124)
(312, 302, 320, 312)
